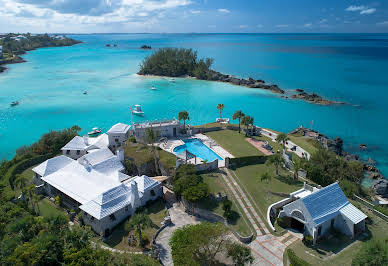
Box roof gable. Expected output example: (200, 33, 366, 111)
(301, 183, 349, 225)
(107, 123, 131, 134)
(131, 175, 160, 192)
(61, 136, 88, 150)
(32, 155, 73, 176)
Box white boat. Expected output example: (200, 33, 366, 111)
(88, 127, 102, 136)
(132, 104, 144, 116)
(151, 86, 156, 90)
(169, 78, 175, 82)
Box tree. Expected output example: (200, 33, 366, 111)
(266, 154, 284, 176)
(125, 213, 153, 247)
(260, 172, 272, 200)
(232, 110, 245, 133)
(169, 222, 231, 266)
(292, 157, 305, 180)
(222, 199, 233, 219)
(352, 239, 388, 266)
(217, 104, 225, 119)
(241, 115, 254, 136)
(182, 183, 209, 202)
(14, 174, 28, 192)
(146, 127, 160, 175)
(178, 110, 190, 130)
(227, 243, 254, 266)
(276, 133, 289, 152)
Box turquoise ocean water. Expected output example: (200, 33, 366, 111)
(0, 34, 387, 180)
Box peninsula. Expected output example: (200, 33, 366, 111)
(138, 47, 344, 105)
(0, 33, 81, 73)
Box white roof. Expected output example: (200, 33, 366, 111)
(92, 156, 125, 180)
(130, 175, 160, 192)
(41, 161, 120, 204)
(61, 136, 88, 151)
(107, 123, 131, 134)
(32, 155, 73, 177)
(79, 147, 114, 166)
(80, 183, 134, 219)
(340, 203, 367, 224)
(87, 133, 109, 150)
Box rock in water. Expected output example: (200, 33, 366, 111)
(372, 179, 388, 198)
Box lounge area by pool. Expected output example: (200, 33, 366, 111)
(173, 138, 223, 162)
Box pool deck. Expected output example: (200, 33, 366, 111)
(157, 134, 234, 168)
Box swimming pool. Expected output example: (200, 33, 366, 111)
(173, 138, 223, 162)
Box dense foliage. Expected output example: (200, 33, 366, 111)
(173, 164, 209, 202)
(352, 239, 388, 266)
(0, 33, 81, 61)
(169, 222, 231, 265)
(0, 127, 158, 265)
(138, 48, 214, 79)
(287, 249, 311, 266)
(305, 147, 364, 187)
(227, 243, 254, 266)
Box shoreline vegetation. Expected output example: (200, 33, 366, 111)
(138, 47, 346, 106)
(0, 33, 81, 74)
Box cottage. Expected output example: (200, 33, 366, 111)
(133, 119, 184, 141)
(107, 123, 131, 148)
(61, 134, 109, 159)
(279, 182, 367, 244)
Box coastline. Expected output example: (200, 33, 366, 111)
(137, 73, 346, 106)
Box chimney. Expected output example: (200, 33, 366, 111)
(117, 149, 124, 162)
(83, 135, 89, 146)
(130, 181, 140, 209)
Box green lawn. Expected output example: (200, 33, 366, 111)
(99, 200, 167, 252)
(288, 136, 319, 156)
(193, 122, 239, 129)
(198, 172, 254, 236)
(288, 205, 388, 266)
(205, 130, 304, 229)
(38, 198, 67, 218)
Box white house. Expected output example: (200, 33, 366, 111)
(32, 155, 73, 185)
(61, 134, 109, 159)
(107, 123, 132, 148)
(133, 119, 184, 141)
(279, 182, 367, 244)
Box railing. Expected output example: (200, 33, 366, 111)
(353, 194, 388, 222)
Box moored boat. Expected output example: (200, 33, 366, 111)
(88, 127, 102, 136)
(151, 86, 156, 90)
(131, 104, 144, 116)
(10, 101, 19, 107)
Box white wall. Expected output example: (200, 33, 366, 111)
(108, 132, 129, 148)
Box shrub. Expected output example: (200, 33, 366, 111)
(277, 217, 291, 228)
(55, 195, 62, 206)
(128, 136, 136, 143)
(287, 249, 311, 266)
(302, 235, 313, 246)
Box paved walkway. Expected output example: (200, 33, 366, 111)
(221, 168, 301, 266)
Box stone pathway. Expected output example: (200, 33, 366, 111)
(221, 168, 301, 266)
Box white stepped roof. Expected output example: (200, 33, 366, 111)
(79, 147, 114, 166)
(130, 175, 160, 192)
(107, 123, 131, 134)
(80, 183, 134, 220)
(92, 156, 125, 179)
(340, 203, 367, 224)
(41, 161, 120, 204)
(32, 155, 73, 177)
(88, 133, 109, 150)
(61, 136, 88, 150)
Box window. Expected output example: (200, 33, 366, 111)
(109, 214, 116, 221)
(125, 206, 129, 212)
(150, 189, 155, 196)
(76, 150, 80, 155)
(115, 138, 119, 143)
(91, 216, 94, 221)
(331, 219, 335, 228)
(318, 226, 322, 236)
(66, 150, 70, 154)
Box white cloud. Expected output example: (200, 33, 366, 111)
(345, 5, 376, 15)
(360, 8, 376, 15)
(304, 23, 312, 28)
(217, 8, 230, 13)
(190, 10, 200, 14)
(377, 21, 388, 26)
(275, 24, 288, 28)
(239, 25, 248, 29)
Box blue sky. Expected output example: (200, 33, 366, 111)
(0, 0, 388, 33)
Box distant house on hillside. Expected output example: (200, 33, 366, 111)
(278, 182, 367, 245)
(107, 123, 132, 148)
(61, 134, 109, 159)
(133, 119, 184, 141)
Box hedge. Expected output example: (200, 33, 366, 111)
(7, 154, 53, 190)
(287, 249, 311, 266)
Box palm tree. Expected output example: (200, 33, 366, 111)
(216, 104, 225, 120)
(266, 153, 284, 176)
(14, 174, 29, 201)
(276, 133, 289, 152)
(232, 110, 245, 133)
(31, 188, 42, 215)
(178, 110, 190, 130)
(292, 157, 305, 180)
(241, 115, 254, 136)
(125, 213, 153, 247)
(146, 127, 160, 175)
(261, 172, 272, 200)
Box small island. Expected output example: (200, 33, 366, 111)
(0, 33, 81, 73)
(138, 47, 343, 105)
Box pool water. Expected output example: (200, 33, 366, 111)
(173, 138, 223, 162)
